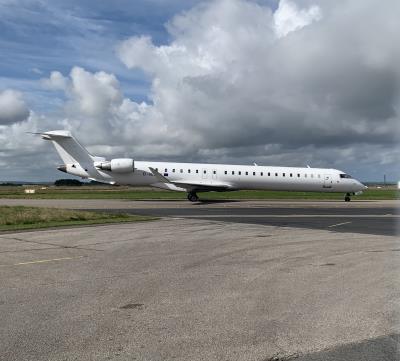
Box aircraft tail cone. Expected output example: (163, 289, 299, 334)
(57, 165, 67, 173)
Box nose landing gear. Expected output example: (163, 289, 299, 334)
(344, 193, 351, 202)
(187, 192, 199, 202)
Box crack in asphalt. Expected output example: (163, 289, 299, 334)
(0, 236, 104, 252)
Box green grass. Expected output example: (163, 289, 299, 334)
(0, 186, 398, 200)
(0, 206, 155, 232)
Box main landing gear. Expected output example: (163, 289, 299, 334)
(188, 192, 199, 202)
(344, 193, 351, 202)
(187, 192, 199, 202)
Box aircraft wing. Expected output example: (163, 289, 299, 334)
(148, 167, 234, 192)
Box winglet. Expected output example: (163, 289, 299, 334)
(148, 167, 171, 183)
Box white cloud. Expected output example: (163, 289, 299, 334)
(117, 36, 158, 74)
(273, 0, 322, 38)
(67, 67, 123, 118)
(41, 71, 68, 90)
(0, 89, 30, 125)
(31, 67, 43, 75)
(114, 0, 399, 151)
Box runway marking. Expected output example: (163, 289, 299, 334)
(328, 221, 352, 228)
(12, 256, 85, 266)
(172, 214, 399, 218)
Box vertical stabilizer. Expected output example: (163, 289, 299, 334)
(40, 130, 98, 166)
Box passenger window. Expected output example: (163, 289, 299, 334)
(297, 174, 300, 177)
(180, 169, 183, 173)
(188, 169, 191, 173)
(283, 173, 285, 177)
(196, 170, 199, 173)
(213, 170, 216, 174)
(245, 171, 248, 175)
(261, 172, 263, 176)
(290, 173, 293, 177)
(253, 172, 256, 176)
(238, 171, 241, 175)
(305, 174, 307, 178)
(232, 171, 235, 175)
(268, 172, 270, 176)
(275, 173, 278, 176)
(224, 171, 227, 175)
(203, 170, 206, 174)
(172, 169, 175, 173)
(165, 168, 168, 172)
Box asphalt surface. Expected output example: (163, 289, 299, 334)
(97, 204, 398, 237)
(0, 199, 399, 360)
(1, 199, 398, 237)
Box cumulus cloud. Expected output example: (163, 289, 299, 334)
(273, 0, 322, 38)
(115, 0, 400, 153)
(41, 71, 68, 90)
(67, 67, 123, 118)
(0, 89, 30, 125)
(39, 67, 151, 146)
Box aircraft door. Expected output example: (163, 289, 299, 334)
(212, 169, 217, 180)
(323, 174, 333, 188)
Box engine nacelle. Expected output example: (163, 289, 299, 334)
(95, 158, 134, 173)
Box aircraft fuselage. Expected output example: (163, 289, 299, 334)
(66, 160, 366, 194)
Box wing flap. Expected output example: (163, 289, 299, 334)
(173, 180, 233, 190)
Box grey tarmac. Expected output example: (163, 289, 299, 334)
(1, 198, 397, 236)
(0, 199, 399, 360)
(95, 203, 398, 237)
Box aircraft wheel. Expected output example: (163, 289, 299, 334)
(187, 192, 199, 202)
(344, 194, 351, 202)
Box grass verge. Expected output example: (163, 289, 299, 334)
(0, 206, 155, 232)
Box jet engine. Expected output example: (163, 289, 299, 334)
(95, 158, 134, 173)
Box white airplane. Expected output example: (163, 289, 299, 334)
(39, 130, 367, 202)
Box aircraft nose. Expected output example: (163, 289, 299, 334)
(358, 181, 367, 190)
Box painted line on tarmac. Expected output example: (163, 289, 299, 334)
(171, 214, 399, 218)
(328, 221, 352, 228)
(1, 256, 86, 267)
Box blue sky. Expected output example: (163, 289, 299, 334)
(0, 0, 206, 108)
(1, 0, 277, 102)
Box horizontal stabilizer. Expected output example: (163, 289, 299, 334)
(32, 130, 95, 165)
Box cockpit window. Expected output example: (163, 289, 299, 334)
(340, 174, 352, 179)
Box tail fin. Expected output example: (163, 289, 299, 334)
(39, 130, 104, 165)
